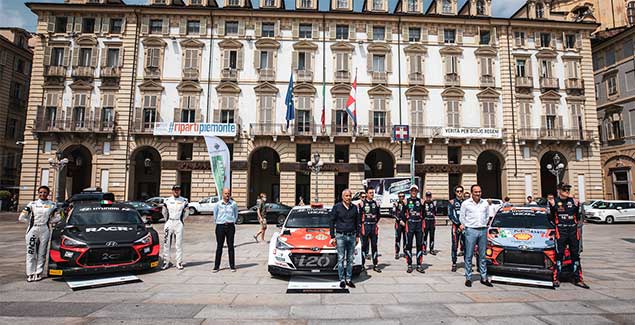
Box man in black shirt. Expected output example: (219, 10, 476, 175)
(330, 189, 361, 289)
(393, 192, 407, 260)
(360, 188, 381, 273)
(422, 191, 437, 255)
(402, 184, 425, 274)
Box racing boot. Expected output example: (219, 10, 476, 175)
(26, 275, 35, 282)
(394, 254, 399, 260)
(373, 266, 382, 273)
(34, 274, 42, 281)
(451, 264, 457, 272)
(574, 280, 590, 289)
(416, 265, 425, 273)
(407, 265, 413, 273)
(176, 263, 184, 270)
(162, 261, 170, 270)
(553, 280, 560, 288)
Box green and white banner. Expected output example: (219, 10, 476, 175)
(204, 136, 231, 200)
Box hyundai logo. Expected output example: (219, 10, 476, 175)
(105, 241, 118, 247)
(311, 247, 319, 251)
(518, 245, 528, 250)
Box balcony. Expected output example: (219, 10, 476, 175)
(517, 128, 593, 142)
(372, 71, 387, 84)
(515, 76, 533, 89)
(182, 68, 199, 81)
(539, 77, 559, 90)
(45, 65, 67, 77)
(480, 75, 495, 88)
(366, 124, 392, 138)
(258, 69, 275, 82)
(444, 73, 460, 87)
(565, 78, 584, 91)
(72, 66, 95, 78)
(221, 68, 238, 81)
(296, 69, 313, 82)
(100, 66, 121, 78)
(33, 118, 115, 134)
(408, 72, 424, 86)
(131, 119, 159, 134)
(335, 70, 350, 83)
(144, 67, 161, 79)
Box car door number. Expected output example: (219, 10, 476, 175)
(298, 255, 330, 267)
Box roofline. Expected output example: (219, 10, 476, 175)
(592, 25, 635, 50)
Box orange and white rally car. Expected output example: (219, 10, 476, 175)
(268, 204, 363, 276)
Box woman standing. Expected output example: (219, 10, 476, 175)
(253, 193, 268, 242)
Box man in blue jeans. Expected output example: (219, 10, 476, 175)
(330, 189, 361, 289)
(459, 184, 493, 287)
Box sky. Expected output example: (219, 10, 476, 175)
(0, 0, 526, 32)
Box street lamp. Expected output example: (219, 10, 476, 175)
(307, 153, 324, 203)
(48, 152, 69, 203)
(545, 153, 566, 185)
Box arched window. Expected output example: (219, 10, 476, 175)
(628, 1, 635, 25)
(476, 0, 485, 15)
(536, 2, 544, 18)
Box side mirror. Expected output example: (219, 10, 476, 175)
(282, 229, 291, 236)
(616, 206, 622, 210)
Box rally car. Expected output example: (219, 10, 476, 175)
(48, 201, 161, 277)
(485, 206, 572, 286)
(268, 204, 363, 276)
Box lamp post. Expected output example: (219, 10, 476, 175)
(48, 152, 69, 203)
(307, 153, 324, 203)
(546, 153, 566, 185)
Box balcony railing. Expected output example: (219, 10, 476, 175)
(33, 118, 115, 133)
(72, 66, 95, 78)
(408, 72, 424, 86)
(444, 73, 460, 86)
(515, 76, 533, 88)
(335, 70, 350, 83)
(100, 66, 121, 78)
(248, 123, 394, 138)
(372, 71, 387, 84)
(258, 68, 275, 82)
(45, 65, 67, 77)
(540, 77, 559, 89)
(144, 67, 161, 79)
(182, 68, 199, 80)
(565, 78, 584, 90)
(296, 69, 313, 82)
(480, 75, 495, 87)
(131, 119, 160, 134)
(221, 68, 238, 81)
(517, 128, 593, 141)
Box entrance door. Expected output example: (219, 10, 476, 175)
(249, 147, 280, 206)
(476, 151, 502, 199)
(129, 146, 161, 200)
(540, 151, 567, 198)
(63, 145, 93, 197)
(364, 149, 395, 179)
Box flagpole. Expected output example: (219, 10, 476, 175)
(354, 67, 358, 132)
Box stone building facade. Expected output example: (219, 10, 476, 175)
(20, 0, 602, 207)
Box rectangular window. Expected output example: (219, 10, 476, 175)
(516, 59, 526, 77)
(570, 103, 582, 131)
(407, 0, 417, 12)
(335, 145, 349, 163)
(448, 146, 460, 164)
(227, 0, 240, 5)
(514, 31, 525, 46)
(110, 18, 123, 34)
(82, 18, 96, 33)
(106, 48, 119, 67)
(51, 48, 64, 66)
(259, 51, 269, 69)
(178, 143, 193, 161)
(300, 0, 312, 8)
(444, 29, 456, 43)
(442, 0, 452, 13)
(299, 24, 312, 38)
(373, 111, 387, 133)
(566, 61, 579, 79)
(181, 96, 197, 122)
(102, 107, 114, 128)
(544, 102, 557, 131)
(261, 22, 275, 37)
(146, 48, 161, 68)
(482, 102, 496, 128)
(296, 144, 311, 162)
(607, 76, 618, 95)
(606, 48, 616, 66)
(565, 34, 576, 49)
(540, 33, 551, 47)
(79, 48, 92, 67)
(225, 21, 239, 35)
(296, 108, 311, 133)
(410, 98, 425, 126)
(336, 25, 349, 40)
(228, 50, 237, 69)
(334, 97, 349, 132)
(519, 102, 531, 129)
(259, 95, 274, 123)
(337, 0, 348, 8)
(184, 49, 199, 69)
(187, 20, 200, 34)
(479, 30, 490, 45)
(372, 54, 385, 72)
(55, 17, 67, 33)
(408, 27, 421, 42)
(45, 107, 57, 127)
(480, 57, 493, 76)
(6, 118, 17, 138)
(446, 55, 458, 74)
(150, 19, 163, 34)
(142, 95, 158, 128)
(447, 101, 460, 127)
(12, 83, 22, 100)
(263, 0, 275, 6)
(540, 60, 552, 78)
(372, 26, 385, 41)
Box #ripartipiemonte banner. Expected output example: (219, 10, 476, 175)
(204, 136, 231, 201)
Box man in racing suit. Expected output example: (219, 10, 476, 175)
(393, 193, 407, 260)
(548, 183, 589, 289)
(162, 185, 189, 270)
(360, 188, 382, 273)
(422, 191, 436, 256)
(448, 185, 465, 272)
(402, 184, 425, 274)
(18, 185, 59, 282)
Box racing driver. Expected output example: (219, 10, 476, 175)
(393, 192, 407, 260)
(360, 188, 381, 273)
(448, 185, 465, 272)
(403, 184, 425, 274)
(162, 185, 189, 270)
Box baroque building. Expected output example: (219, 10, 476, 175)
(20, 0, 602, 207)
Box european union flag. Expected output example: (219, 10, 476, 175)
(285, 74, 294, 129)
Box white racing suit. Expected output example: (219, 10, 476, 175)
(162, 196, 189, 265)
(18, 200, 59, 276)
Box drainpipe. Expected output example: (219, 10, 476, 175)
(506, 22, 518, 177)
(124, 9, 141, 201)
(207, 11, 214, 122)
(397, 16, 403, 159)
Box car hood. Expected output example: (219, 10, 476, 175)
(279, 228, 333, 249)
(63, 224, 148, 244)
(489, 227, 554, 250)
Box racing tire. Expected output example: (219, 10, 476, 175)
(236, 215, 244, 224)
(188, 207, 197, 215)
(605, 216, 614, 224)
(276, 214, 286, 226)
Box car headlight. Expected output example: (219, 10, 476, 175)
(61, 236, 87, 248)
(134, 233, 152, 245)
(276, 238, 293, 250)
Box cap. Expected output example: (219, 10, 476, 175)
(409, 184, 419, 191)
(557, 183, 572, 190)
(425, 191, 432, 196)
(172, 185, 181, 190)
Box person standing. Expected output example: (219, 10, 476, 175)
(459, 185, 493, 287)
(18, 186, 59, 282)
(422, 191, 436, 255)
(360, 188, 381, 273)
(393, 192, 407, 260)
(403, 184, 425, 274)
(502, 196, 512, 207)
(527, 196, 538, 205)
(330, 189, 361, 289)
(253, 193, 268, 243)
(548, 183, 589, 288)
(448, 185, 465, 272)
(213, 188, 238, 272)
(162, 185, 189, 270)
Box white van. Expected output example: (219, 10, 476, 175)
(585, 200, 635, 224)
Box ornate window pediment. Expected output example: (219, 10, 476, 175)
(403, 44, 427, 54)
(293, 83, 316, 95)
(293, 40, 318, 51)
(254, 82, 279, 94)
(405, 86, 428, 97)
(331, 42, 355, 52)
(216, 82, 241, 94)
(439, 45, 463, 55)
(539, 89, 561, 100)
(476, 87, 500, 99)
(76, 35, 97, 46)
(255, 39, 281, 49)
(69, 79, 94, 91)
(441, 87, 465, 98)
(180, 39, 204, 48)
(474, 46, 497, 57)
(218, 39, 243, 49)
(330, 83, 352, 95)
(138, 79, 165, 91)
(368, 84, 392, 96)
(177, 81, 203, 92)
(142, 37, 167, 47)
(536, 49, 557, 59)
(367, 43, 391, 53)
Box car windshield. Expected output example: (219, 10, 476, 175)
(592, 201, 615, 209)
(69, 206, 142, 225)
(285, 209, 331, 228)
(491, 210, 552, 229)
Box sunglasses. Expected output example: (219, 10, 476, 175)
(398, 195, 405, 198)
(456, 190, 463, 193)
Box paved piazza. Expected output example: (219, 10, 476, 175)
(0, 214, 634, 324)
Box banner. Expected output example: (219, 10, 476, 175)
(204, 136, 231, 200)
(154, 122, 237, 137)
(440, 127, 502, 139)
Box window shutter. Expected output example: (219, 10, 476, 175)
(174, 106, 182, 122)
(367, 53, 373, 72)
(550, 32, 556, 48)
(180, 17, 187, 35)
(63, 47, 70, 66)
(534, 32, 540, 48)
(153, 49, 161, 68)
(135, 106, 143, 128)
(386, 52, 392, 72)
(74, 17, 82, 33)
(421, 27, 427, 42)
(385, 24, 392, 41)
(101, 17, 110, 33)
(47, 15, 55, 33)
(444, 56, 451, 74)
(66, 17, 74, 34)
(367, 25, 373, 41)
(200, 18, 207, 36)
(237, 48, 244, 69)
(118, 48, 124, 67)
(491, 27, 497, 45)
(306, 53, 312, 72)
(329, 23, 336, 40)
(255, 22, 262, 37)
(292, 51, 298, 70)
(141, 17, 149, 34)
(162, 18, 170, 35)
(93, 106, 102, 126)
(349, 24, 355, 40)
(192, 50, 199, 69)
(292, 22, 299, 38)
(72, 48, 79, 67)
(44, 47, 51, 66)
(275, 21, 281, 37)
(90, 47, 98, 67)
(100, 48, 107, 67)
(213, 108, 220, 122)
(457, 29, 463, 44)
(238, 21, 245, 36)
(438, 28, 444, 44)
(254, 50, 261, 69)
(312, 23, 319, 40)
(95, 17, 102, 34)
(217, 19, 224, 35)
(556, 115, 563, 129)
(576, 33, 582, 49)
(121, 16, 126, 34)
(402, 25, 408, 42)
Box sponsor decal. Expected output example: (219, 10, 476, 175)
(513, 233, 533, 241)
(154, 122, 237, 137)
(150, 261, 159, 268)
(440, 127, 503, 139)
(49, 269, 63, 275)
(315, 234, 328, 241)
(86, 226, 134, 232)
(304, 234, 314, 240)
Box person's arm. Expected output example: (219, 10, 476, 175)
(459, 202, 467, 226)
(233, 202, 238, 223)
(212, 202, 219, 224)
(257, 202, 262, 221)
(162, 200, 169, 220)
(355, 205, 361, 244)
(181, 199, 190, 222)
(329, 205, 337, 239)
(18, 204, 31, 223)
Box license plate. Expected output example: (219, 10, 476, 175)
(49, 269, 63, 276)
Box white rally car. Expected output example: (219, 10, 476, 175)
(268, 204, 363, 276)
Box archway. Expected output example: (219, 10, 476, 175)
(129, 146, 162, 201)
(248, 147, 280, 207)
(62, 145, 93, 196)
(540, 151, 568, 198)
(476, 150, 502, 199)
(364, 149, 395, 179)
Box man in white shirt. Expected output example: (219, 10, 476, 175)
(459, 185, 493, 288)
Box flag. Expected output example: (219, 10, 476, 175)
(204, 136, 231, 201)
(321, 79, 326, 130)
(346, 71, 357, 127)
(285, 73, 294, 129)
(410, 138, 416, 185)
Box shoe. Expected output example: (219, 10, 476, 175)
(253, 235, 259, 243)
(480, 280, 493, 287)
(465, 280, 472, 287)
(394, 254, 399, 260)
(26, 275, 34, 282)
(451, 264, 457, 272)
(458, 252, 464, 257)
(231, 268, 237, 272)
(161, 262, 170, 270)
(176, 263, 184, 270)
(34, 274, 42, 281)
(407, 265, 413, 273)
(416, 266, 425, 273)
(553, 280, 560, 288)
(212, 268, 219, 273)
(365, 255, 371, 260)
(423, 250, 428, 256)
(339, 281, 346, 289)
(373, 266, 382, 273)
(574, 280, 590, 289)
(346, 281, 356, 288)
(430, 250, 437, 256)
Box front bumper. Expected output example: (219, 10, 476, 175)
(49, 257, 159, 277)
(487, 264, 553, 280)
(268, 264, 363, 276)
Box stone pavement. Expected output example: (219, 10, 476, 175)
(0, 214, 634, 324)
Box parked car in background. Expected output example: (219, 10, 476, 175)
(145, 197, 164, 207)
(188, 196, 219, 215)
(124, 201, 163, 223)
(68, 190, 115, 204)
(237, 203, 292, 225)
(433, 199, 450, 216)
(585, 200, 635, 224)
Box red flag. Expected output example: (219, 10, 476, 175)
(346, 72, 357, 126)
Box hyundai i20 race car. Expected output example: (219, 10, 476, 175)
(486, 206, 572, 286)
(268, 205, 363, 276)
(48, 201, 161, 277)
